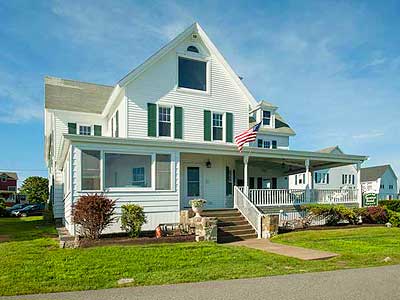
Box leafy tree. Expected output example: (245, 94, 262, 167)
(19, 176, 49, 203)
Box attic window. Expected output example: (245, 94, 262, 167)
(187, 45, 199, 53)
(262, 111, 271, 126)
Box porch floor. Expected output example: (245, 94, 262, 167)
(228, 239, 338, 261)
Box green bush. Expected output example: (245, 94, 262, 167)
(388, 210, 400, 227)
(0, 198, 6, 217)
(379, 200, 400, 212)
(43, 201, 54, 223)
(121, 204, 147, 238)
(303, 204, 358, 226)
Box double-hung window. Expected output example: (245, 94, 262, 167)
(212, 113, 223, 141)
(178, 57, 207, 91)
(263, 111, 271, 126)
(79, 125, 91, 136)
(158, 106, 171, 137)
(264, 141, 271, 149)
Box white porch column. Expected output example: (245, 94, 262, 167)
(305, 159, 311, 201)
(356, 162, 362, 207)
(243, 155, 249, 195)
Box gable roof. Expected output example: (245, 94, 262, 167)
(317, 146, 344, 154)
(361, 165, 396, 182)
(250, 112, 296, 136)
(117, 22, 258, 108)
(0, 172, 18, 180)
(44, 76, 114, 114)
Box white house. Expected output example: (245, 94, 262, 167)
(361, 165, 398, 200)
(45, 23, 367, 238)
(289, 146, 358, 191)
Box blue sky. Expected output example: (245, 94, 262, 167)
(1, 0, 399, 186)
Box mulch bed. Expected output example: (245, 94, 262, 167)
(279, 223, 385, 234)
(79, 234, 196, 248)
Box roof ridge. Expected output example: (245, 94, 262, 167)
(44, 76, 114, 88)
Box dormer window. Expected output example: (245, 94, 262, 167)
(262, 111, 271, 126)
(178, 57, 207, 91)
(187, 45, 199, 53)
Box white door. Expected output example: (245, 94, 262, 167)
(183, 166, 202, 209)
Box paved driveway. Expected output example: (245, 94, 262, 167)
(2, 265, 400, 300)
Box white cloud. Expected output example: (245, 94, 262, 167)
(352, 131, 385, 139)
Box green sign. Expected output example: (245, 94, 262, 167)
(363, 193, 378, 207)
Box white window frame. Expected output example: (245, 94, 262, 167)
(157, 105, 174, 138)
(176, 54, 211, 95)
(7, 186, 16, 192)
(211, 111, 225, 142)
(262, 110, 272, 127)
(78, 124, 93, 136)
(80, 149, 102, 192)
(1, 175, 6, 182)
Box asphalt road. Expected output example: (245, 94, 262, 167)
(2, 265, 400, 300)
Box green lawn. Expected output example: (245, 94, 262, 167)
(1, 217, 399, 296)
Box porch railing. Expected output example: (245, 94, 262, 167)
(245, 188, 358, 206)
(234, 186, 263, 238)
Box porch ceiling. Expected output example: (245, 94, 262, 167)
(57, 134, 368, 170)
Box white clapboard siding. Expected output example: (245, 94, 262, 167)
(125, 35, 250, 142)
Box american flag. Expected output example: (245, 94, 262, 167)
(234, 122, 261, 152)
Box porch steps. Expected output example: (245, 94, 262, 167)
(202, 209, 257, 243)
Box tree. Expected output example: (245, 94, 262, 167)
(19, 176, 49, 203)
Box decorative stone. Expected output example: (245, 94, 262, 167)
(383, 257, 392, 263)
(262, 214, 279, 238)
(117, 278, 135, 285)
(386, 222, 392, 228)
(189, 216, 217, 242)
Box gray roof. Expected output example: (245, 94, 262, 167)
(361, 165, 393, 181)
(44, 76, 114, 114)
(250, 112, 296, 136)
(317, 146, 343, 154)
(0, 172, 18, 180)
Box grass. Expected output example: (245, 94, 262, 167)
(1, 218, 399, 296)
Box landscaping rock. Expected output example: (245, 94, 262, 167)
(386, 222, 392, 228)
(383, 257, 392, 263)
(118, 278, 134, 285)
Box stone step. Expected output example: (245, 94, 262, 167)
(218, 228, 256, 236)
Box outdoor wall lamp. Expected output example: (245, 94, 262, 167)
(206, 160, 212, 168)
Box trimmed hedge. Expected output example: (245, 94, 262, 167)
(302, 204, 358, 226)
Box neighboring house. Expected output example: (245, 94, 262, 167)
(44, 23, 367, 236)
(361, 165, 398, 200)
(289, 146, 358, 190)
(0, 172, 18, 203)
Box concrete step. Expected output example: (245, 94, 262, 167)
(218, 228, 256, 236)
(218, 233, 258, 243)
(218, 219, 250, 227)
(202, 209, 239, 217)
(214, 216, 245, 223)
(218, 224, 254, 231)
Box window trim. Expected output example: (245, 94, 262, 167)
(80, 149, 102, 192)
(78, 124, 93, 136)
(262, 110, 272, 126)
(211, 111, 225, 142)
(176, 54, 210, 95)
(156, 104, 175, 139)
(1, 175, 6, 182)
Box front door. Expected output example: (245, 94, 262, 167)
(185, 166, 202, 208)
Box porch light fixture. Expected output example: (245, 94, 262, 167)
(206, 160, 212, 168)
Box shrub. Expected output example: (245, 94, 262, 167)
(120, 204, 147, 238)
(356, 206, 389, 224)
(379, 200, 400, 212)
(388, 210, 400, 227)
(303, 204, 358, 226)
(73, 194, 116, 240)
(43, 201, 54, 223)
(0, 198, 5, 217)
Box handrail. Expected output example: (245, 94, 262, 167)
(234, 186, 263, 238)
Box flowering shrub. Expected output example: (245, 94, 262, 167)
(356, 206, 389, 224)
(73, 194, 116, 240)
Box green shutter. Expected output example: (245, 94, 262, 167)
(94, 125, 102, 136)
(226, 112, 233, 143)
(147, 103, 157, 137)
(174, 106, 183, 139)
(68, 123, 77, 134)
(204, 110, 211, 141)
